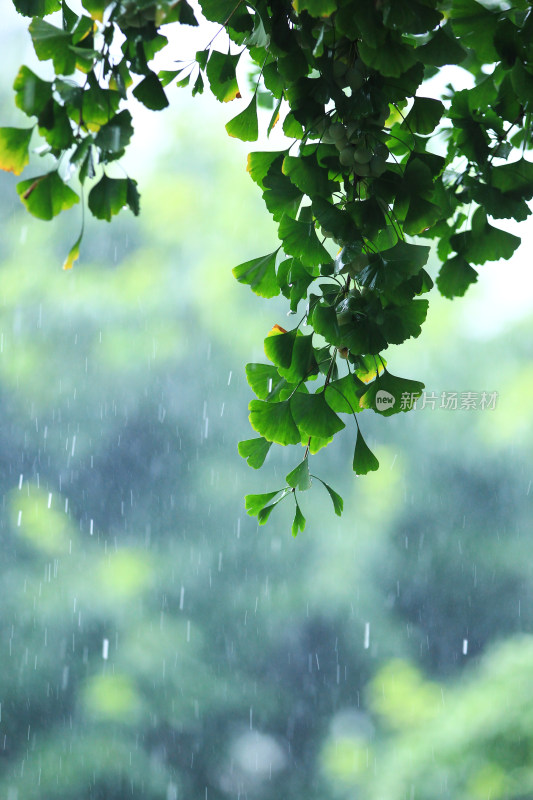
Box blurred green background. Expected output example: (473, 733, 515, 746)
(1, 9, 533, 800)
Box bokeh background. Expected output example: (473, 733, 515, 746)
(1, 6, 533, 799)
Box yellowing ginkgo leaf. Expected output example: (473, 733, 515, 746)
(63, 234, 82, 270)
(0, 127, 33, 176)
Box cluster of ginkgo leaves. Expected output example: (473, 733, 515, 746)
(2, 0, 533, 534)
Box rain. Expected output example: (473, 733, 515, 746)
(1, 2, 533, 800)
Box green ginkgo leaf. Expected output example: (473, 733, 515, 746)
(132, 72, 169, 110)
(291, 500, 306, 537)
(233, 251, 279, 298)
(264, 329, 297, 369)
(17, 171, 79, 220)
(311, 303, 344, 348)
(290, 392, 345, 438)
(245, 363, 294, 401)
(206, 50, 240, 102)
(282, 154, 333, 198)
(450, 209, 520, 265)
(313, 476, 344, 515)
(245, 490, 281, 516)
(88, 176, 138, 221)
(226, 94, 258, 141)
(403, 97, 445, 135)
(277, 334, 318, 384)
(95, 110, 134, 154)
(238, 437, 272, 469)
(13, 0, 60, 15)
(353, 429, 379, 475)
(249, 399, 301, 445)
(437, 256, 478, 299)
(246, 151, 285, 189)
(278, 215, 331, 268)
(29, 18, 76, 74)
(286, 459, 312, 491)
(13, 66, 52, 117)
(325, 374, 363, 414)
(359, 371, 424, 416)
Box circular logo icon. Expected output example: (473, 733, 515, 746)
(375, 389, 395, 409)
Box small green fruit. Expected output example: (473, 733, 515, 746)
(339, 145, 356, 166)
(353, 146, 372, 164)
(353, 161, 371, 177)
(329, 122, 347, 141)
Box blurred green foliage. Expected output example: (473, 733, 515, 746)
(1, 17, 533, 799)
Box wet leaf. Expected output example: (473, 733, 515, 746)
(29, 18, 76, 74)
(245, 490, 282, 516)
(206, 50, 240, 102)
(63, 232, 82, 270)
(226, 95, 258, 141)
(13, 0, 60, 15)
(353, 429, 379, 474)
(132, 72, 169, 110)
(249, 399, 301, 445)
(17, 171, 79, 220)
(238, 437, 272, 469)
(0, 127, 33, 175)
(286, 459, 312, 491)
(278, 215, 331, 268)
(13, 66, 52, 117)
(290, 391, 345, 438)
(359, 371, 424, 416)
(264, 328, 297, 369)
(437, 256, 478, 298)
(233, 251, 279, 298)
(88, 175, 138, 221)
(291, 500, 306, 537)
(325, 374, 362, 414)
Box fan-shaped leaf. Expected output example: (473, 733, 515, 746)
(249, 399, 301, 445)
(238, 437, 272, 469)
(290, 392, 345, 438)
(353, 429, 379, 474)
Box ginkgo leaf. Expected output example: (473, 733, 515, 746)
(249, 399, 301, 445)
(0, 127, 33, 175)
(278, 215, 331, 268)
(17, 171, 79, 220)
(245, 490, 282, 516)
(233, 251, 279, 298)
(359, 371, 424, 416)
(132, 72, 169, 110)
(88, 176, 138, 221)
(286, 459, 312, 491)
(264, 328, 297, 369)
(226, 95, 258, 141)
(238, 437, 272, 469)
(353, 429, 379, 475)
(313, 476, 344, 515)
(437, 256, 478, 299)
(291, 500, 306, 537)
(290, 392, 345, 438)
(63, 233, 82, 270)
(325, 374, 362, 414)
(206, 50, 240, 102)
